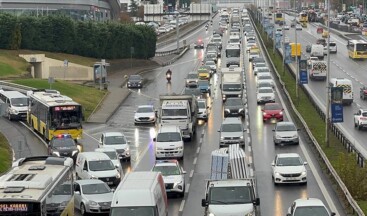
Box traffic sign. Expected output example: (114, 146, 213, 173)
(331, 103, 343, 123)
(64, 59, 68, 67)
(299, 60, 308, 84)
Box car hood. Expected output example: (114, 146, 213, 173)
(221, 131, 243, 138)
(135, 112, 155, 118)
(156, 141, 183, 148)
(84, 192, 114, 203)
(264, 109, 282, 114)
(274, 165, 305, 174)
(224, 105, 242, 110)
(275, 131, 298, 137)
(102, 144, 128, 151)
(198, 108, 207, 113)
(208, 204, 254, 216)
(89, 170, 118, 178)
(257, 93, 274, 98)
(162, 175, 183, 184)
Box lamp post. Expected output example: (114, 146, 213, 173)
(175, 11, 180, 53)
(326, 0, 331, 147)
(294, 18, 299, 100)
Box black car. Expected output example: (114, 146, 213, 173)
(183, 86, 201, 98)
(194, 39, 204, 49)
(127, 75, 143, 88)
(306, 45, 312, 53)
(223, 98, 245, 118)
(48, 134, 80, 161)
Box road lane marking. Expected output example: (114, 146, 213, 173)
(248, 146, 252, 152)
(193, 157, 197, 165)
(185, 183, 190, 193)
(249, 156, 253, 164)
(179, 200, 185, 212)
(199, 137, 203, 144)
(190, 170, 194, 178)
(250, 168, 254, 177)
(196, 147, 200, 154)
(247, 137, 251, 144)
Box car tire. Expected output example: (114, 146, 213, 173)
(80, 203, 88, 216)
(354, 122, 358, 127)
(358, 124, 362, 130)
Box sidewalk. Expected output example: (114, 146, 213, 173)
(87, 54, 177, 123)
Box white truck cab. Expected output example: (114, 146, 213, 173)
(154, 125, 184, 160)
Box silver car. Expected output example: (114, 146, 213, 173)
(186, 71, 199, 86)
(273, 122, 299, 145)
(134, 105, 157, 124)
(218, 117, 245, 147)
(74, 179, 114, 215)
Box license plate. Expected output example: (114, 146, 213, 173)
(287, 177, 296, 180)
(106, 181, 113, 185)
(166, 153, 174, 156)
(101, 206, 110, 210)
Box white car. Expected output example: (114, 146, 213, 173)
(246, 42, 257, 51)
(283, 25, 290, 30)
(257, 72, 274, 87)
(275, 28, 282, 36)
(295, 24, 302, 30)
(204, 60, 217, 73)
(95, 147, 123, 175)
(253, 62, 266, 70)
(273, 122, 299, 145)
(271, 153, 307, 185)
(152, 160, 186, 197)
(354, 109, 367, 130)
(134, 105, 157, 124)
(257, 80, 273, 89)
(254, 67, 270, 76)
(257, 87, 275, 104)
(158, 27, 168, 33)
(99, 132, 130, 160)
(287, 198, 335, 216)
(154, 125, 184, 160)
(197, 99, 209, 121)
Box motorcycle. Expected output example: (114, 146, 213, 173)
(166, 73, 171, 82)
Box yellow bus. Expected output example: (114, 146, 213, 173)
(275, 12, 284, 24)
(347, 40, 367, 59)
(0, 156, 75, 216)
(299, 12, 308, 23)
(27, 89, 83, 141)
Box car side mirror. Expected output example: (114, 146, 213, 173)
(153, 138, 156, 141)
(111, 188, 115, 192)
(217, 130, 220, 132)
(286, 214, 292, 216)
(201, 199, 208, 207)
(272, 129, 275, 131)
(253, 198, 260, 206)
(75, 191, 80, 195)
(182, 170, 187, 174)
(261, 109, 264, 112)
(271, 162, 275, 166)
(331, 213, 336, 216)
(115, 164, 120, 168)
(304, 162, 308, 165)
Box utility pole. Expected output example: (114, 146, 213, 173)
(282, 24, 285, 75)
(175, 11, 179, 53)
(326, 0, 331, 147)
(295, 18, 299, 100)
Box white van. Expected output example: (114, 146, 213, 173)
(0, 89, 28, 120)
(154, 125, 184, 160)
(75, 152, 122, 187)
(94, 147, 123, 176)
(330, 78, 353, 105)
(110, 172, 168, 216)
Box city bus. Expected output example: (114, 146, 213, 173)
(27, 89, 83, 141)
(0, 156, 74, 216)
(299, 12, 308, 23)
(275, 12, 284, 24)
(347, 39, 367, 59)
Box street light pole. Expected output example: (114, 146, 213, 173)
(176, 11, 179, 53)
(295, 18, 299, 100)
(326, 0, 331, 147)
(282, 24, 285, 75)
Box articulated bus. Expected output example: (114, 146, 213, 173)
(27, 89, 83, 141)
(275, 12, 284, 24)
(299, 12, 308, 23)
(347, 40, 367, 59)
(0, 156, 74, 216)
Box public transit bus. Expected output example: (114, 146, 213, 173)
(347, 39, 367, 59)
(275, 12, 284, 24)
(0, 156, 74, 216)
(27, 89, 83, 141)
(299, 12, 308, 23)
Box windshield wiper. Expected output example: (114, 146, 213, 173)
(210, 200, 230, 204)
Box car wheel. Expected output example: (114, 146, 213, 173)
(358, 124, 362, 130)
(80, 203, 88, 216)
(179, 187, 185, 197)
(354, 121, 358, 127)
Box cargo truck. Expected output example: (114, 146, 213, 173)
(201, 145, 260, 216)
(221, 67, 244, 101)
(159, 94, 198, 141)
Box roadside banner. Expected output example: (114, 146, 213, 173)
(275, 34, 281, 48)
(298, 60, 308, 84)
(284, 43, 292, 64)
(331, 104, 343, 123)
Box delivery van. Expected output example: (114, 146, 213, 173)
(110, 172, 168, 216)
(0, 89, 29, 120)
(330, 78, 354, 105)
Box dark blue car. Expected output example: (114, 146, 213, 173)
(198, 80, 211, 94)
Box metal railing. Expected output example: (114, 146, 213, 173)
(0, 81, 35, 93)
(249, 10, 365, 216)
(155, 46, 187, 56)
(161, 45, 190, 66)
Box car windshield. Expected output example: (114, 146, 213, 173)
(276, 124, 296, 131)
(256, 63, 266, 67)
(187, 73, 198, 79)
(294, 206, 329, 216)
(137, 107, 153, 113)
(259, 88, 273, 93)
(221, 123, 242, 132)
(162, 109, 187, 117)
(103, 151, 118, 160)
(276, 157, 302, 166)
(129, 75, 141, 81)
(258, 68, 269, 72)
(10, 98, 28, 107)
(258, 82, 272, 88)
(156, 132, 181, 142)
(184, 88, 200, 96)
(153, 165, 180, 176)
(265, 104, 281, 110)
(198, 101, 206, 109)
(225, 99, 242, 106)
(258, 75, 271, 80)
(110, 207, 156, 216)
(223, 84, 241, 91)
(213, 38, 221, 43)
(209, 186, 253, 204)
(53, 183, 72, 195)
(52, 138, 75, 147)
(207, 54, 216, 58)
(89, 160, 115, 171)
(206, 61, 215, 66)
(230, 38, 240, 43)
(105, 135, 127, 145)
(82, 183, 110, 195)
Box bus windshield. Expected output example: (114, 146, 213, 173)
(110, 206, 157, 216)
(356, 43, 367, 51)
(51, 105, 82, 129)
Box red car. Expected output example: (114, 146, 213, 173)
(262, 103, 284, 122)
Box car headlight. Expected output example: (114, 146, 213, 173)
(301, 171, 307, 176)
(174, 181, 183, 187)
(238, 94, 242, 97)
(10, 108, 18, 114)
(157, 147, 164, 150)
(175, 146, 183, 150)
(90, 175, 98, 179)
(276, 135, 282, 139)
(263, 112, 267, 116)
(220, 136, 224, 140)
(52, 151, 60, 157)
(209, 213, 216, 216)
(279, 111, 283, 115)
(275, 172, 281, 176)
(224, 108, 230, 113)
(149, 115, 155, 119)
(89, 201, 98, 206)
(72, 150, 78, 156)
(127, 82, 131, 84)
(60, 201, 68, 207)
(292, 134, 298, 138)
(246, 212, 255, 216)
(238, 108, 244, 113)
(116, 172, 121, 179)
(239, 136, 244, 139)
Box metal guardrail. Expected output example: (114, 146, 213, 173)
(249, 10, 365, 216)
(0, 81, 35, 93)
(155, 46, 187, 56)
(161, 45, 190, 66)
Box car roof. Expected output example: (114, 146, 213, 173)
(276, 121, 295, 126)
(293, 198, 326, 207)
(154, 160, 179, 167)
(76, 179, 107, 186)
(258, 72, 272, 76)
(222, 117, 242, 124)
(258, 87, 273, 91)
(277, 153, 301, 158)
(103, 132, 125, 137)
(137, 105, 154, 109)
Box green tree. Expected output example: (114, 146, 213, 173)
(9, 22, 22, 50)
(129, 0, 139, 17)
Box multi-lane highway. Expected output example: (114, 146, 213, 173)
(279, 13, 367, 155)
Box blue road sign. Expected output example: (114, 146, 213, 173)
(331, 103, 344, 123)
(299, 70, 308, 84)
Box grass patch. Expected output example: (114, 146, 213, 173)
(253, 17, 367, 215)
(0, 132, 12, 174)
(12, 79, 106, 119)
(0, 50, 29, 78)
